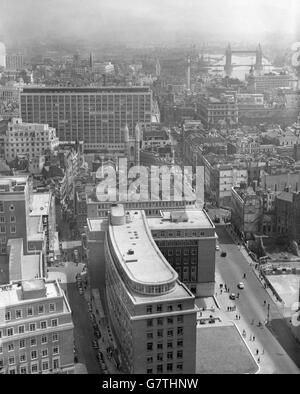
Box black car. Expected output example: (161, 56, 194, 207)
(92, 340, 99, 349)
(221, 251, 227, 257)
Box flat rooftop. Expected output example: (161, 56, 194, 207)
(147, 209, 215, 231)
(0, 176, 28, 193)
(0, 280, 61, 307)
(22, 86, 151, 94)
(87, 218, 108, 233)
(29, 193, 51, 216)
(196, 324, 258, 374)
(109, 209, 178, 285)
(27, 216, 44, 242)
(266, 274, 300, 315)
(8, 238, 41, 282)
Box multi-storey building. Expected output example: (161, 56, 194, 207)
(201, 155, 248, 207)
(20, 86, 152, 151)
(0, 278, 74, 374)
(6, 54, 24, 71)
(4, 118, 59, 172)
(247, 73, 293, 94)
(139, 123, 172, 150)
(0, 176, 55, 256)
(97, 205, 197, 374)
(148, 210, 216, 297)
(0, 84, 21, 120)
(0, 176, 30, 255)
(0, 42, 6, 69)
(275, 191, 300, 242)
(197, 95, 238, 128)
(86, 192, 195, 219)
(231, 186, 263, 240)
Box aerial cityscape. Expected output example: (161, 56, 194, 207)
(0, 0, 300, 378)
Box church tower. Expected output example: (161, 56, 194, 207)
(123, 125, 140, 168)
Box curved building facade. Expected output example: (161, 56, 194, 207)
(104, 204, 197, 374)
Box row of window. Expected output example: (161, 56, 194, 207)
(153, 230, 206, 238)
(1, 346, 59, 362)
(146, 334, 183, 348)
(146, 325, 184, 337)
(0, 216, 16, 223)
(1, 319, 58, 337)
(0, 333, 59, 354)
(146, 303, 183, 315)
(0, 358, 60, 374)
(147, 362, 183, 374)
(146, 350, 183, 362)
(0, 225, 16, 234)
(4, 303, 56, 321)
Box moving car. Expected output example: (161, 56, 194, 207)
(221, 251, 227, 257)
(229, 293, 236, 300)
(216, 244, 220, 251)
(237, 282, 245, 290)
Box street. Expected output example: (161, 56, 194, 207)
(67, 282, 102, 374)
(215, 226, 300, 374)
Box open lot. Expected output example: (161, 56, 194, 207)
(267, 275, 300, 311)
(196, 324, 258, 374)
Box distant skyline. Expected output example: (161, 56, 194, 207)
(1, 0, 300, 47)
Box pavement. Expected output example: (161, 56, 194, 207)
(215, 226, 300, 374)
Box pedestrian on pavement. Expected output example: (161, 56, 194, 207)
(239, 315, 241, 320)
(257, 357, 260, 364)
(253, 336, 256, 342)
(264, 300, 266, 306)
(243, 273, 246, 279)
(236, 315, 238, 320)
(220, 289, 223, 294)
(256, 349, 259, 355)
(237, 293, 240, 299)
(249, 335, 252, 341)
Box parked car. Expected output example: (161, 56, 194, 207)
(92, 340, 99, 349)
(97, 351, 104, 361)
(221, 251, 227, 257)
(237, 282, 245, 290)
(216, 244, 220, 251)
(229, 293, 236, 300)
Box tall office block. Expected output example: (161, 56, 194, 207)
(20, 87, 152, 152)
(92, 204, 197, 374)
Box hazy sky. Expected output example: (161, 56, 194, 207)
(1, 0, 300, 45)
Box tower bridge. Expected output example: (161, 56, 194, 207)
(225, 43, 264, 76)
